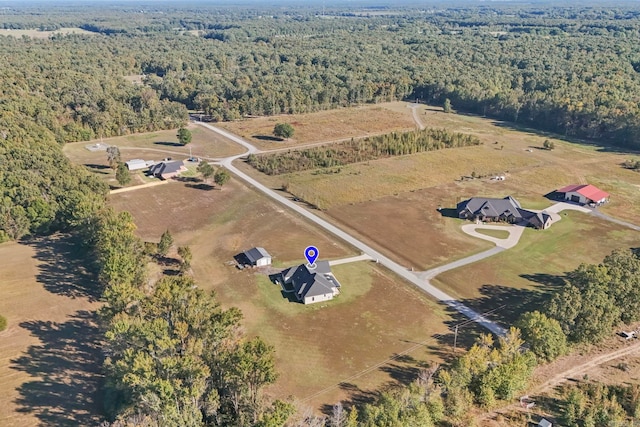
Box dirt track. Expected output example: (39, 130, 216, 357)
(483, 339, 640, 421)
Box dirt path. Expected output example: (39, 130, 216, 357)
(109, 179, 169, 194)
(408, 103, 426, 130)
(483, 340, 640, 421)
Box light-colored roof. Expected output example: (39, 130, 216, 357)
(244, 247, 271, 263)
(557, 184, 609, 202)
(538, 419, 552, 427)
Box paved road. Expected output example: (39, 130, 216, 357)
(197, 121, 507, 336)
(589, 209, 640, 231)
(329, 254, 373, 266)
(461, 224, 524, 249)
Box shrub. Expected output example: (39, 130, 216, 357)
(0, 315, 7, 332)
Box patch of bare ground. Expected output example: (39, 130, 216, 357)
(0, 236, 103, 426)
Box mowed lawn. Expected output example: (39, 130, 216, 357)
(63, 123, 244, 187)
(109, 178, 451, 411)
(219, 102, 418, 150)
(0, 237, 103, 426)
(215, 261, 451, 410)
(434, 211, 640, 325)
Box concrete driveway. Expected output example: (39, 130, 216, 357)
(461, 224, 525, 249)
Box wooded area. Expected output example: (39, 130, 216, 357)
(247, 128, 481, 175)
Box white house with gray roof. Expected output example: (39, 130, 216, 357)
(278, 260, 341, 304)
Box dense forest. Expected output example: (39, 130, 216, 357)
(3, 2, 640, 425)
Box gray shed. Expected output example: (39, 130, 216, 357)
(538, 419, 552, 427)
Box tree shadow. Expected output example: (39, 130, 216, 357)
(153, 141, 183, 147)
(320, 382, 379, 417)
(84, 164, 111, 175)
(252, 135, 283, 142)
(11, 310, 105, 426)
(22, 234, 101, 302)
(185, 183, 215, 191)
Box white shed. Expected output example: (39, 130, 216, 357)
(244, 247, 272, 267)
(125, 159, 148, 171)
(538, 419, 552, 427)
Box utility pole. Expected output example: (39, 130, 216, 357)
(453, 324, 459, 353)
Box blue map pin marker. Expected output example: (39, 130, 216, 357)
(305, 246, 319, 269)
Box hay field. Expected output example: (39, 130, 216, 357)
(219, 102, 418, 150)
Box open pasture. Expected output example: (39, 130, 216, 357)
(219, 102, 417, 150)
(254, 104, 640, 223)
(0, 237, 102, 426)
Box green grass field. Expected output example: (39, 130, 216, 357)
(434, 211, 640, 325)
(475, 228, 512, 239)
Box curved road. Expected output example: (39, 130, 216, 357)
(197, 121, 506, 336)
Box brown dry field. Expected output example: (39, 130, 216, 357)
(109, 178, 452, 411)
(326, 187, 493, 270)
(218, 263, 451, 412)
(0, 28, 93, 38)
(219, 102, 417, 150)
(0, 237, 102, 426)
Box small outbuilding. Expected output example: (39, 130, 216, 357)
(538, 419, 552, 427)
(126, 159, 154, 171)
(557, 184, 609, 206)
(243, 247, 272, 267)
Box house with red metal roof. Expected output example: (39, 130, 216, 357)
(556, 184, 610, 206)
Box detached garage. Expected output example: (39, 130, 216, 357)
(244, 247, 272, 267)
(557, 184, 610, 206)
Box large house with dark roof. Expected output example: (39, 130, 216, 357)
(457, 196, 552, 230)
(148, 160, 187, 180)
(278, 260, 341, 305)
(556, 184, 609, 206)
(457, 196, 524, 223)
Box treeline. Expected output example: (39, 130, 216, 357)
(313, 329, 536, 427)
(0, 120, 108, 241)
(94, 211, 289, 426)
(4, 5, 640, 148)
(247, 128, 481, 175)
(546, 249, 640, 345)
(559, 382, 640, 426)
